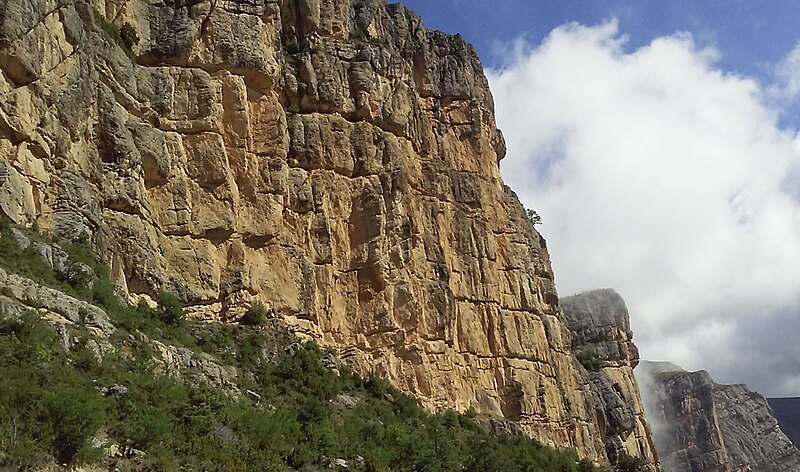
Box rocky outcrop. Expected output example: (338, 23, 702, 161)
(561, 289, 659, 467)
(0, 0, 657, 465)
(637, 362, 800, 472)
(0, 265, 115, 336)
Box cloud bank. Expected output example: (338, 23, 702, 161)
(487, 20, 800, 397)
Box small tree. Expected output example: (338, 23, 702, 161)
(240, 302, 267, 326)
(526, 209, 542, 226)
(616, 451, 648, 472)
(46, 384, 107, 464)
(156, 291, 184, 327)
(119, 23, 139, 50)
(578, 351, 604, 371)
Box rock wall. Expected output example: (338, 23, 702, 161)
(0, 0, 657, 465)
(638, 362, 800, 472)
(561, 289, 659, 466)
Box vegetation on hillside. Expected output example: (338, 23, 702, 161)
(0, 222, 648, 471)
(577, 351, 606, 371)
(0, 310, 619, 471)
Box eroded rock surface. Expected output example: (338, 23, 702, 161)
(0, 0, 656, 465)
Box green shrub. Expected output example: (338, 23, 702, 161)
(90, 265, 118, 308)
(580, 458, 599, 472)
(284, 39, 301, 54)
(0, 234, 59, 287)
(240, 302, 267, 326)
(92, 8, 136, 57)
(0, 312, 106, 467)
(578, 351, 605, 371)
(119, 22, 139, 50)
(0, 223, 20, 260)
(46, 384, 107, 464)
(93, 8, 121, 45)
(155, 291, 184, 327)
(616, 451, 648, 472)
(0, 316, 612, 471)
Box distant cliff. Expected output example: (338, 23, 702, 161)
(637, 362, 800, 472)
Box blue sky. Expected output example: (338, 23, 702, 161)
(399, 0, 800, 78)
(398, 1, 800, 397)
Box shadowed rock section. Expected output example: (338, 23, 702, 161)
(0, 0, 658, 466)
(769, 398, 800, 449)
(637, 362, 800, 472)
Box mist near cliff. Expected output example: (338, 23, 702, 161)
(487, 20, 800, 397)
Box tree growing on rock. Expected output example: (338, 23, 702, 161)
(527, 209, 543, 226)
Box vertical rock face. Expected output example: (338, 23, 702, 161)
(0, 0, 658, 465)
(638, 362, 800, 472)
(561, 289, 659, 467)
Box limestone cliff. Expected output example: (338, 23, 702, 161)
(561, 289, 659, 466)
(638, 362, 800, 472)
(0, 0, 656, 465)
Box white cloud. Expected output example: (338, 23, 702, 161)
(488, 21, 800, 397)
(771, 40, 800, 103)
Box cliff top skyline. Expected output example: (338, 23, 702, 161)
(402, 0, 800, 397)
(401, 0, 800, 90)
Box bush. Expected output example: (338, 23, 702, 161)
(90, 265, 119, 308)
(46, 384, 107, 464)
(579, 458, 599, 472)
(0, 312, 107, 467)
(616, 451, 648, 472)
(119, 23, 139, 50)
(0, 313, 612, 471)
(92, 8, 137, 58)
(155, 291, 184, 327)
(284, 39, 301, 55)
(0, 223, 19, 260)
(240, 302, 267, 326)
(578, 351, 605, 371)
(0, 226, 58, 288)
